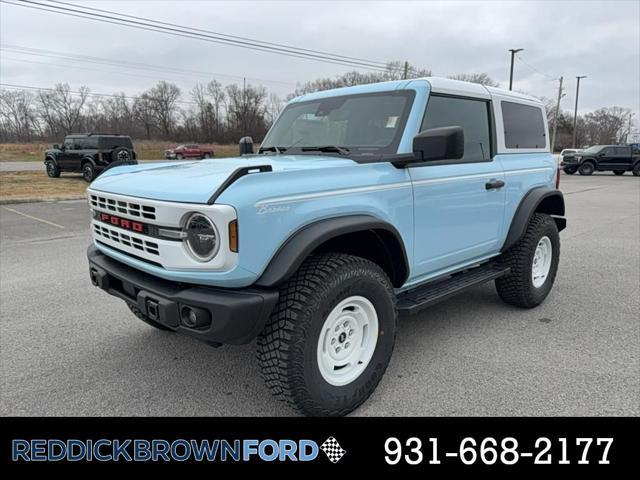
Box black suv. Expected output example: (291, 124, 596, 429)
(561, 144, 640, 176)
(44, 133, 137, 182)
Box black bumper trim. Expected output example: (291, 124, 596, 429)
(87, 245, 278, 345)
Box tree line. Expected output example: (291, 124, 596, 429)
(0, 61, 634, 150)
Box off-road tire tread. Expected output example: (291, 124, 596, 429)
(256, 253, 396, 416)
(495, 213, 559, 308)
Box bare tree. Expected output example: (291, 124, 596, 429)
(0, 89, 40, 141)
(207, 80, 226, 138)
(132, 93, 157, 139)
(146, 81, 181, 137)
(36, 83, 89, 138)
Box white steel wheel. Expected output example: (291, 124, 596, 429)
(317, 295, 379, 386)
(532, 236, 552, 288)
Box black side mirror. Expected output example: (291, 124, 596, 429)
(391, 126, 464, 167)
(239, 136, 254, 155)
(53, 144, 60, 149)
(413, 126, 464, 162)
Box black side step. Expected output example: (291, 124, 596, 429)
(397, 262, 510, 316)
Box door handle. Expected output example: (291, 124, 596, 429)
(485, 179, 505, 190)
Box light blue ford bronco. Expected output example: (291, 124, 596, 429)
(87, 77, 565, 416)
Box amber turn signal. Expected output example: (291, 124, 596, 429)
(229, 220, 238, 252)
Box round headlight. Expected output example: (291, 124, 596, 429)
(185, 213, 219, 261)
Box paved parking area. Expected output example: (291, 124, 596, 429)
(0, 173, 638, 416)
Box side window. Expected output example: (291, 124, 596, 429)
(63, 138, 74, 149)
(73, 138, 85, 150)
(83, 137, 98, 149)
(614, 147, 628, 155)
(603, 147, 614, 156)
(501, 101, 546, 149)
(421, 95, 491, 162)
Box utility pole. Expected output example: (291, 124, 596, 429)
(403, 61, 409, 80)
(551, 76, 564, 153)
(508, 48, 524, 90)
(571, 75, 587, 148)
(242, 77, 246, 137)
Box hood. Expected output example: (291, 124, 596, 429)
(89, 154, 357, 204)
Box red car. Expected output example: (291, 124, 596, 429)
(165, 144, 214, 159)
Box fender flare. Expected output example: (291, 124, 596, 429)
(255, 214, 409, 288)
(44, 155, 58, 166)
(580, 156, 597, 167)
(80, 156, 97, 168)
(502, 187, 566, 252)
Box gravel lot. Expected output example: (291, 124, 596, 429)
(1, 173, 638, 416)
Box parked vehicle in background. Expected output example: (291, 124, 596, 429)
(165, 144, 214, 159)
(561, 144, 640, 175)
(44, 133, 137, 182)
(87, 77, 565, 416)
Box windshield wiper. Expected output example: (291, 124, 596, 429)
(300, 145, 351, 155)
(258, 146, 287, 154)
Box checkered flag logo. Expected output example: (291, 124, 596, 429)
(320, 436, 346, 463)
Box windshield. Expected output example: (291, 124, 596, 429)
(261, 90, 415, 156)
(581, 145, 604, 154)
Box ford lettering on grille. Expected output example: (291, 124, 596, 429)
(98, 212, 146, 233)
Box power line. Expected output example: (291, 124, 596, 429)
(514, 54, 559, 81)
(52, 0, 389, 68)
(0, 82, 199, 105)
(1, 44, 298, 86)
(2, 0, 391, 72)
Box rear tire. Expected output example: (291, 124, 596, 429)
(613, 170, 625, 176)
(176, 153, 184, 160)
(495, 213, 560, 308)
(127, 304, 173, 331)
(257, 253, 397, 416)
(578, 161, 595, 175)
(632, 163, 640, 176)
(202, 153, 211, 159)
(45, 159, 60, 178)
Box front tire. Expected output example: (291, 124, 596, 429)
(495, 213, 560, 308)
(632, 163, 640, 176)
(45, 160, 60, 178)
(578, 161, 595, 175)
(613, 170, 625, 176)
(257, 253, 397, 416)
(563, 167, 576, 175)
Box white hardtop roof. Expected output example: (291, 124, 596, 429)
(423, 77, 542, 104)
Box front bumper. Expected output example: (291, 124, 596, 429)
(87, 245, 278, 345)
(560, 158, 579, 167)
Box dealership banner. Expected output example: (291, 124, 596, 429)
(0, 417, 636, 471)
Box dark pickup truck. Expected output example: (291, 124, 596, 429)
(561, 144, 640, 176)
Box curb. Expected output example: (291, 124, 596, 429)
(0, 195, 86, 205)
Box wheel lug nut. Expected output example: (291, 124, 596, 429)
(335, 325, 340, 332)
(331, 338, 336, 345)
(336, 346, 341, 353)
(349, 329, 354, 336)
(345, 342, 350, 349)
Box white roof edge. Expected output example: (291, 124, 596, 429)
(422, 76, 542, 104)
(423, 77, 491, 99)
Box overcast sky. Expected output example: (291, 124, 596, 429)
(1, 0, 638, 121)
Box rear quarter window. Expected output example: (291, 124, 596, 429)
(99, 137, 133, 149)
(501, 101, 546, 149)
